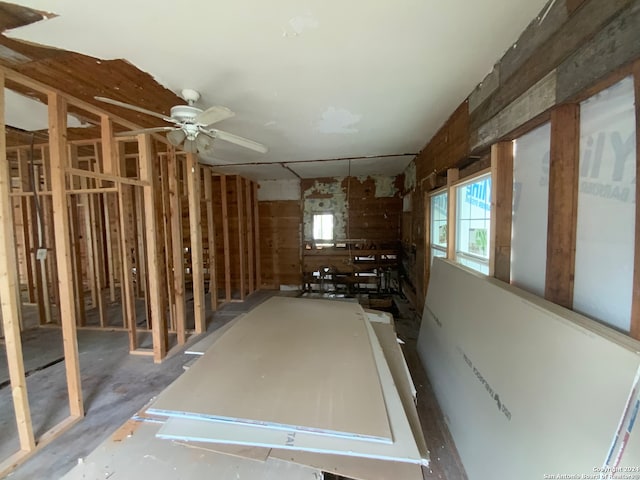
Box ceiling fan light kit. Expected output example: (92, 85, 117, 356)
(95, 89, 267, 155)
(166, 129, 186, 146)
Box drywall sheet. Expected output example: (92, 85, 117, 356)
(173, 440, 271, 462)
(60, 422, 320, 480)
(157, 319, 426, 464)
(371, 323, 421, 445)
(270, 449, 424, 480)
(150, 297, 391, 441)
(418, 259, 640, 480)
(184, 314, 245, 355)
(364, 308, 394, 325)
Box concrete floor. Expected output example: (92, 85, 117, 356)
(0, 290, 466, 480)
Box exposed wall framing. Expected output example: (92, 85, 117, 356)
(0, 64, 261, 476)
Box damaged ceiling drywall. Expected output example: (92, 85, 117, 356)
(6, 0, 549, 179)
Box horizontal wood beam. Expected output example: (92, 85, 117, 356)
(65, 167, 148, 187)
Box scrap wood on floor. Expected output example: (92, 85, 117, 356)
(64, 296, 429, 479)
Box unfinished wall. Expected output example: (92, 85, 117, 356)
(301, 176, 402, 244)
(402, 0, 640, 313)
(258, 201, 301, 289)
(255, 176, 402, 289)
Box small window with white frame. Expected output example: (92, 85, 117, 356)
(313, 213, 334, 246)
(455, 173, 492, 274)
(430, 190, 448, 264)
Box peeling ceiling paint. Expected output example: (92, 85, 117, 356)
(286, 13, 320, 36)
(316, 107, 362, 134)
(7, 0, 549, 179)
(404, 161, 417, 192)
(370, 176, 399, 198)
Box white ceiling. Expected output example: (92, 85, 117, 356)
(5, 88, 88, 131)
(7, 0, 549, 180)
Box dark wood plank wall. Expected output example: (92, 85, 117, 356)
(402, 0, 640, 332)
(258, 201, 301, 288)
(256, 175, 402, 289)
(345, 176, 403, 243)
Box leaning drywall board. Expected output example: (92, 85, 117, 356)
(418, 259, 640, 480)
(150, 297, 391, 441)
(157, 319, 426, 464)
(371, 322, 425, 456)
(60, 421, 320, 480)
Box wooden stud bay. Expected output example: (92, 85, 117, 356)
(100, 116, 119, 303)
(490, 142, 514, 282)
(138, 134, 167, 363)
(246, 178, 255, 294)
(187, 152, 206, 333)
(253, 182, 261, 288)
(545, 104, 580, 309)
(204, 168, 218, 311)
(237, 176, 246, 300)
(0, 74, 36, 462)
(221, 175, 232, 302)
(168, 147, 186, 344)
(47, 92, 84, 418)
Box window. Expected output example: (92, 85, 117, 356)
(511, 124, 550, 297)
(430, 191, 448, 264)
(573, 76, 636, 332)
(455, 174, 491, 274)
(313, 213, 334, 243)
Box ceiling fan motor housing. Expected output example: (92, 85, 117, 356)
(170, 105, 203, 124)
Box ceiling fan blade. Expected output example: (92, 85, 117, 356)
(194, 105, 235, 126)
(114, 126, 176, 137)
(95, 96, 175, 123)
(207, 128, 268, 153)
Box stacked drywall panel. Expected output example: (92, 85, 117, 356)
(65, 297, 429, 479)
(149, 297, 393, 441)
(418, 258, 640, 480)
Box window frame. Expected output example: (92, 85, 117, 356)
(429, 188, 448, 264)
(453, 172, 492, 274)
(312, 212, 335, 246)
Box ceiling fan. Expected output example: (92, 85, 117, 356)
(94, 89, 268, 154)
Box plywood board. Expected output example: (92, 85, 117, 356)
(60, 421, 320, 480)
(157, 318, 426, 464)
(150, 297, 391, 441)
(418, 259, 640, 480)
(184, 315, 245, 356)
